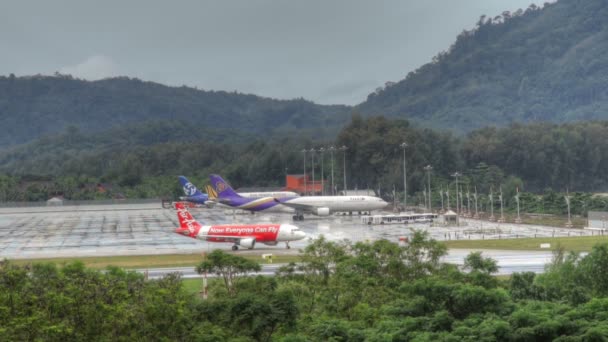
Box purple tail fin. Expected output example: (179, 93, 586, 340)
(209, 174, 242, 199)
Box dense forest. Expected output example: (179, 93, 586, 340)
(0, 74, 349, 147)
(360, 0, 608, 132)
(2, 116, 608, 215)
(5, 234, 608, 340)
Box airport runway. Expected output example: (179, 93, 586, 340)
(0, 203, 594, 260)
(137, 249, 556, 279)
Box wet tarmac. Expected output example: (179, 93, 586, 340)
(0, 203, 595, 259)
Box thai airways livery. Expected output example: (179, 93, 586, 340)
(174, 202, 305, 250)
(179, 176, 298, 208)
(208, 174, 296, 214)
(210, 174, 388, 220)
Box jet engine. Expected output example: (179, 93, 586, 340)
(313, 207, 331, 216)
(263, 241, 278, 246)
(239, 238, 256, 249)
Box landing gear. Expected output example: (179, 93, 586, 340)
(286, 242, 291, 249)
(231, 245, 239, 251)
(292, 214, 305, 221)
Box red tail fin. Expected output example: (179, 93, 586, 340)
(174, 202, 203, 238)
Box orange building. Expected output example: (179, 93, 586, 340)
(285, 174, 324, 195)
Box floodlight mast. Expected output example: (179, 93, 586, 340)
(440, 186, 444, 212)
(340, 146, 348, 195)
(489, 187, 495, 221)
(451, 172, 461, 215)
(329, 146, 335, 195)
(424, 165, 433, 211)
(319, 147, 325, 195)
(310, 148, 316, 195)
(301, 149, 307, 195)
(401, 142, 408, 208)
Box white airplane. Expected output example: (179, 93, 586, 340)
(276, 195, 389, 221)
(209, 174, 388, 220)
(174, 202, 306, 250)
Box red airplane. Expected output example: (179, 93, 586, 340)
(174, 202, 306, 250)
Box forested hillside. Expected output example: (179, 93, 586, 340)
(4, 116, 608, 209)
(359, 0, 608, 132)
(0, 74, 350, 146)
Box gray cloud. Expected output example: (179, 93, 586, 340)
(60, 55, 119, 80)
(0, 0, 546, 104)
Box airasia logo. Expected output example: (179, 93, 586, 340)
(177, 208, 198, 234)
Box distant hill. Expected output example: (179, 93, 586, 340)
(3, 0, 608, 147)
(0, 75, 350, 147)
(358, 0, 608, 132)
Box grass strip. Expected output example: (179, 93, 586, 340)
(6, 253, 301, 269)
(445, 235, 608, 252)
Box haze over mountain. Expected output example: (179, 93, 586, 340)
(0, 1, 542, 105)
(0, 75, 349, 147)
(1, 0, 608, 149)
(359, 0, 608, 132)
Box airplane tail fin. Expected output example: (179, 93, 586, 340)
(178, 176, 204, 197)
(174, 202, 203, 238)
(209, 174, 242, 199)
(205, 185, 218, 200)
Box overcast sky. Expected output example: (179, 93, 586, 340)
(0, 0, 546, 105)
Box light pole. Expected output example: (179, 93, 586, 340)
(466, 188, 470, 217)
(565, 192, 573, 228)
(340, 145, 347, 195)
(474, 186, 479, 219)
(499, 186, 505, 223)
(461, 189, 465, 217)
(423, 187, 427, 208)
(319, 147, 325, 195)
(329, 146, 335, 195)
(489, 187, 495, 221)
(301, 149, 307, 195)
(446, 188, 451, 210)
(440, 186, 444, 213)
(515, 188, 522, 224)
(424, 165, 432, 211)
(400, 142, 408, 208)
(310, 148, 316, 195)
(452, 172, 461, 215)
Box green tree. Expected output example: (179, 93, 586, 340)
(196, 250, 261, 295)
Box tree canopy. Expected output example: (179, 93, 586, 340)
(5, 236, 608, 340)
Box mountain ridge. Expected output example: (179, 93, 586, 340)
(0, 74, 351, 147)
(357, 0, 608, 132)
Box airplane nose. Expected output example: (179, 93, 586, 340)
(295, 231, 307, 240)
(380, 200, 389, 208)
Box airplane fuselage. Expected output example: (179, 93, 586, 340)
(279, 196, 389, 214)
(174, 202, 305, 249)
(196, 223, 303, 244)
